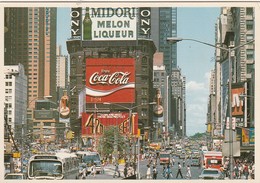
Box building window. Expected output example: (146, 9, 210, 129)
(246, 49, 254, 60)
(246, 34, 254, 42)
(246, 20, 254, 30)
(246, 8, 253, 16)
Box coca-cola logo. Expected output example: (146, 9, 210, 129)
(89, 71, 130, 85)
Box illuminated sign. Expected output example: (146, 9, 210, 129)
(71, 7, 82, 37)
(86, 58, 135, 103)
(82, 7, 137, 40)
(231, 83, 245, 116)
(139, 7, 151, 37)
(81, 112, 138, 136)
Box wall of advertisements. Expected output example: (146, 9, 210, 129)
(86, 58, 135, 103)
(81, 112, 138, 136)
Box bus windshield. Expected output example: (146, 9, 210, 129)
(82, 154, 100, 164)
(29, 161, 62, 177)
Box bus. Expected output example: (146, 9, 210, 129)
(27, 152, 79, 180)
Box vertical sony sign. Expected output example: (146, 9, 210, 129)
(139, 7, 151, 38)
(71, 7, 82, 38)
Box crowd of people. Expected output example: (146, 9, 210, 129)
(221, 158, 255, 180)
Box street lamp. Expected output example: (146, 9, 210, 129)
(103, 101, 156, 179)
(167, 37, 254, 180)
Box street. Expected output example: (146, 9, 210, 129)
(83, 156, 203, 180)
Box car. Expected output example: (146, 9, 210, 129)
(198, 168, 224, 180)
(5, 173, 27, 179)
(191, 158, 201, 166)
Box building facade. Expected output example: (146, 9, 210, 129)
(4, 64, 27, 140)
(210, 7, 255, 158)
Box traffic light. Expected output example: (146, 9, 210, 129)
(71, 131, 75, 139)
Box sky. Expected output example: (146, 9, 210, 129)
(57, 7, 221, 136)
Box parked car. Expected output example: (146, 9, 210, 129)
(5, 173, 27, 179)
(198, 168, 224, 180)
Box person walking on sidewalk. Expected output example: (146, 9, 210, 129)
(152, 165, 158, 179)
(113, 163, 121, 178)
(176, 162, 183, 179)
(186, 165, 191, 179)
(146, 164, 151, 179)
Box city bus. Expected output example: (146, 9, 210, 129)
(27, 152, 79, 180)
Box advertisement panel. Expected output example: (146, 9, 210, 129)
(242, 128, 249, 146)
(71, 7, 82, 38)
(81, 112, 138, 136)
(59, 91, 70, 119)
(139, 7, 151, 38)
(82, 7, 137, 40)
(86, 58, 135, 103)
(231, 83, 245, 116)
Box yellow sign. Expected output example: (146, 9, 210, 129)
(13, 152, 21, 158)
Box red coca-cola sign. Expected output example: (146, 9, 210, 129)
(86, 58, 135, 103)
(81, 112, 138, 137)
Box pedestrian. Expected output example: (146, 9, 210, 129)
(164, 164, 173, 179)
(90, 163, 96, 177)
(124, 164, 128, 178)
(146, 164, 151, 179)
(162, 164, 166, 178)
(176, 162, 183, 178)
(234, 164, 239, 179)
(171, 157, 175, 167)
(113, 163, 120, 178)
(79, 165, 87, 179)
(152, 165, 158, 179)
(243, 163, 249, 179)
(186, 165, 191, 179)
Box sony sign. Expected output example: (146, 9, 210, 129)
(139, 7, 151, 37)
(70, 7, 81, 37)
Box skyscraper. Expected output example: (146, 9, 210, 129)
(151, 7, 177, 73)
(4, 7, 57, 106)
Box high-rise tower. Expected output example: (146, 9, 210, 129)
(4, 7, 57, 106)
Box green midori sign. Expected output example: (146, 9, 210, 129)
(82, 7, 137, 41)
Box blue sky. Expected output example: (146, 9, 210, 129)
(57, 7, 221, 136)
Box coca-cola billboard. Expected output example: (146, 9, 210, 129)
(81, 112, 138, 136)
(86, 58, 135, 103)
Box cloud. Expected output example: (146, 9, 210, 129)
(186, 81, 207, 91)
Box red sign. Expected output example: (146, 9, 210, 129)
(81, 112, 138, 137)
(86, 58, 135, 103)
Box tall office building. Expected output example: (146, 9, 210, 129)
(4, 64, 27, 139)
(4, 7, 57, 107)
(151, 7, 177, 73)
(56, 45, 69, 100)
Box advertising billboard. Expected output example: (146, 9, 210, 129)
(231, 83, 245, 116)
(59, 91, 70, 119)
(82, 7, 137, 40)
(86, 58, 135, 103)
(70, 7, 82, 38)
(81, 112, 138, 136)
(139, 7, 151, 38)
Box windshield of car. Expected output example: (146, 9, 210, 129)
(203, 170, 219, 175)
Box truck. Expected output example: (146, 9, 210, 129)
(202, 151, 223, 169)
(159, 152, 171, 165)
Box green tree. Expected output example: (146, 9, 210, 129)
(97, 126, 126, 159)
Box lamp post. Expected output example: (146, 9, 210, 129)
(167, 37, 254, 179)
(103, 102, 156, 178)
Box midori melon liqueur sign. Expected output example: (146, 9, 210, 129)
(82, 7, 137, 40)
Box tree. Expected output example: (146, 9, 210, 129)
(97, 126, 126, 159)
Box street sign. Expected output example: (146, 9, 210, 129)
(222, 141, 240, 157)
